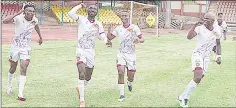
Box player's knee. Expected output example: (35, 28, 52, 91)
(127, 77, 134, 82)
(79, 73, 85, 80)
(9, 65, 17, 72)
(117, 67, 125, 73)
(20, 67, 27, 73)
(194, 77, 202, 83)
(20, 65, 28, 72)
(118, 71, 125, 76)
(85, 76, 91, 81)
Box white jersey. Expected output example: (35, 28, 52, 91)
(193, 25, 222, 57)
(12, 14, 38, 49)
(112, 24, 142, 54)
(214, 20, 227, 32)
(76, 15, 105, 50)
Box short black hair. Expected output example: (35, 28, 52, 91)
(24, 4, 35, 10)
(218, 13, 223, 16)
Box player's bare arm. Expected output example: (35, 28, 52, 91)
(3, 9, 24, 24)
(68, 3, 86, 21)
(34, 25, 43, 45)
(187, 23, 199, 40)
(215, 39, 221, 64)
(107, 24, 116, 40)
(106, 24, 116, 47)
(187, 19, 203, 40)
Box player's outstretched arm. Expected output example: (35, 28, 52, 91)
(215, 39, 221, 64)
(35, 25, 43, 45)
(68, 3, 86, 22)
(2, 9, 24, 24)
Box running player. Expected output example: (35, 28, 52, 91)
(212, 13, 227, 60)
(178, 12, 222, 107)
(3, 4, 43, 101)
(214, 13, 227, 40)
(68, 3, 108, 107)
(106, 10, 145, 102)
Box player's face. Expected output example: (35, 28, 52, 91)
(203, 14, 214, 26)
(217, 14, 223, 22)
(87, 5, 98, 17)
(218, 14, 223, 19)
(24, 7, 35, 21)
(120, 13, 130, 24)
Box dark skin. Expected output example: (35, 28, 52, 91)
(187, 13, 221, 84)
(3, 6, 43, 76)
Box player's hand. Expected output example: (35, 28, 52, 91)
(38, 38, 43, 45)
(106, 40, 112, 47)
(134, 37, 140, 44)
(195, 18, 204, 26)
(215, 57, 221, 65)
(80, 3, 87, 8)
(224, 36, 226, 40)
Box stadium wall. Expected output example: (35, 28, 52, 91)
(162, 1, 207, 18)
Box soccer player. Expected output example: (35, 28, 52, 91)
(177, 12, 222, 107)
(68, 3, 108, 107)
(214, 13, 227, 40)
(3, 4, 43, 101)
(212, 13, 227, 59)
(106, 10, 145, 102)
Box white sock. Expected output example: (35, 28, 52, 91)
(127, 81, 132, 86)
(18, 75, 26, 97)
(78, 79, 85, 102)
(119, 84, 124, 96)
(8, 72, 14, 89)
(84, 80, 89, 86)
(181, 79, 197, 100)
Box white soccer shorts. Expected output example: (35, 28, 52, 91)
(76, 48, 95, 68)
(191, 52, 210, 75)
(116, 52, 136, 71)
(9, 45, 30, 62)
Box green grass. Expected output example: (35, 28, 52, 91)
(2, 34, 236, 107)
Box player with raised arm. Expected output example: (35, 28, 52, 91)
(68, 2, 108, 107)
(106, 10, 145, 102)
(177, 12, 222, 107)
(3, 4, 43, 101)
